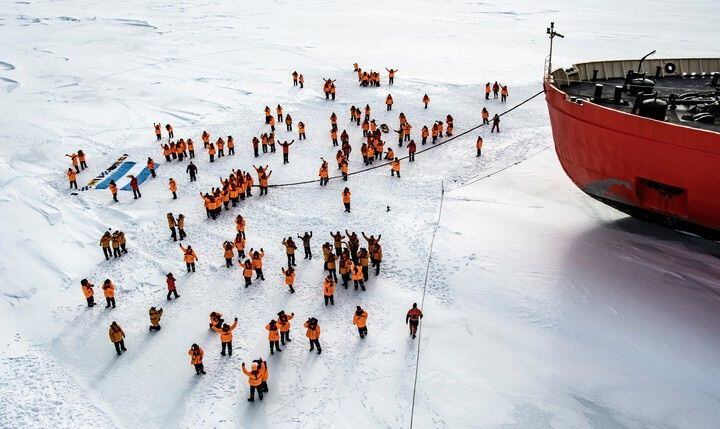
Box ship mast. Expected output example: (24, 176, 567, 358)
(546, 22, 564, 78)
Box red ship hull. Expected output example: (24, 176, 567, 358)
(544, 81, 720, 238)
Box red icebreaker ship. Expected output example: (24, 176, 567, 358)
(544, 29, 720, 238)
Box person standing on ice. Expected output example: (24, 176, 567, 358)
(81, 279, 96, 307)
(266, 320, 282, 355)
(481, 107, 490, 125)
(292, 71, 298, 86)
(358, 248, 370, 281)
(241, 361, 264, 401)
(146, 157, 156, 178)
(318, 159, 329, 185)
(353, 306, 368, 338)
(177, 214, 186, 240)
(154, 123, 162, 141)
(352, 265, 365, 291)
(407, 139, 417, 162)
(281, 266, 296, 293)
(323, 275, 336, 306)
(188, 344, 206, 375)
(282, 237, 298, 267)
(285, 114, 293, 132)
(235, 215, 246, 239)
(109, 180, 119, 202)
(298, 231, 313, 259)
(423, 94, 430, 109)
(100, 232, 112, 260)
(234, 233, 246, 261)
(149, 307, 163, 331)
(372, 242, 383, 275)
(102, 279, 116, 309)
(406, 303, 424, 339)
(223, 241, 234, 268)
(165, 124, 174, 139)
(342, 187, 351, 213)
(78, 150, 87, 170)
(109, 321, 127, 355)
(386, 94, 394, 111)
(66, 153, 80, 173)
(298, 121, 306, 140)
(391, 157, 401, 178)
(476, 136, 483, 157)
(169, 178, 177, 199)
(492, 81, 500, 99)
(250, 248, 265, 280)
(386, 68, 398, 85)
(279, 140, 294, 164)
(491, 114, 500, 133)
(304, 318, 322, 354)
(298, 74, 304, 88)
(111, 231, 122, 258)
(485, 82, 491, 100)
(213, 317, 238, 356)
(243, 259, 254, 287)
(166, 273, 179, 300)
(501, 85, 509, 102)
(277, 311, 294, 345)
(67, 168, 78, 189)
(127, 175, 141, 199)
(179, 243, 198, 272)
(330, 231, 345, 256)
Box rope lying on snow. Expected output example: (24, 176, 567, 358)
(409, 180, 445, 429)
(266, 89, 546, 188)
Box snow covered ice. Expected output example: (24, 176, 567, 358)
(1, 0, 720, 428)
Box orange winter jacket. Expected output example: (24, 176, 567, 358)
(243, 265, 254, 278)
(323, 279, 335, 296)
(109, 183, 118, 194)
(278, 314, 293, 332)
(252, 251, 264, 268)
(342, 191, 351, 204)
(188, 347, 204, 365)
(223, 244, 234, 259)
(266, 324, 280, 341)
(353, 311, 368, 328)
(213, 320, 238, 342)
(109, 326, 125, 343)
(67, 170, 77, 181)
(169, 179, 177, 193)
(180, 245, 198, 263)
(102, 282, 115, 298)
(242, 365, 263, 386)
(82, 284, 93, 298)
(304, 322, 321, 339)
(282, 269, 295, 285)
(476, 138, 483, 149)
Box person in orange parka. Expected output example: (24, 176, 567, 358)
(66, 153, 80, 173)
(476, 136, 483, 157)
(249, 248, 265, 280)
(266, 319, 282, 355)
(81, 278, 96, 307)
(222, 241, 234, 268)
(391, 158, 401, 178)
(109, 180, 119, 202)
(169, 178, 177, 199)
(281, 266, 296, 293)
(319, 158, 329, 186)
(242, 259, 254, 288)
(342, 187, 351, 213)
(304, 317, 321, 354)
(188, 343, 206, 375)
(67, 168, 78, 189)
(422, 94, 430, 109)
(109, 321, 127, 355)
(323, 275, 335, 306)
(385, 94, 393, 111)
(102, 279, 116, 309)
(352, 306, 368, 338)
(213, 317, 238, 356)
(241, 361, 264, 401)
(154, 123, 162, 141)
(277, 311, 294, 345)
(406, 303, 424, 339)
(235, 215, 246, 239)
(179, 243, 198, 272)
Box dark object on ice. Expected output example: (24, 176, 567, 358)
(386, 206, 390, 212)
(380, 124, 389, 133)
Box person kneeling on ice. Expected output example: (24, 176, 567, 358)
(149, 307, 163, 331)
(304, 317, 322, 355)
(188, 344, 206, 375)
(277, 311, 294, 345)
(353, 306, 368, 338)
(406, 303, 424, 339)
(109, 321, 127, 356)
(242, 361, 264, 402)
(266, 319, 282, 355)
(213, 317, 238, 356)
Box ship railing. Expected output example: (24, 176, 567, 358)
(550, 57, 720, 86)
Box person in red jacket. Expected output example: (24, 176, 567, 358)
(407, 139, 417, 162)
(128, 175, 141, 199)
(406, 303, 424, 339)
(166, 272, 179, 300)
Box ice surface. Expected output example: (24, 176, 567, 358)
(1, 0, 719, 428)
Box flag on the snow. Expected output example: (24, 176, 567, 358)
(83, 154, 155, 191)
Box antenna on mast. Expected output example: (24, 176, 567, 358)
(546, 22, 564, 78)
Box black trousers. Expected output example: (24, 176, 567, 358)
(255, 268, 264, 280)
(221, 341, 233, 356)
(358, 326, 367, 337)
(249, 385, 263, 400)
(491, 123, 500, 133)
(186, 262, 196, 272)
(299, 132, 305, 140)
(189, 172, 196, 181)
(244, 276, 252, 287)
(341, 273, 350, 287)
(170, 227, 177, 241)
(283, 153, 289, 164)
(327, 268, 337, 282)
(69, 180, 77, 189)
(225, 258, 232, 268)
(409, 152, 415, 161)
(324, 295, 334, 305)
(373, 260, 381, 275)
(477, 148, 482, 157)
(113, 248, 121, 257)
(132, 189, 141, 199)
(86, 296, 96, 307)
(113, 340, 126, 355)
(362, 266, 369, 281)
(194, 363, 205, 374)
(304, 246, 311, 259)
(270, 340, 281, 354)
(287, 254, 295, 266)
(354, 279, 365, 291)
(167, 289, 179, 300)
(105, 297, 116, 308)
(229, 147, 235, 155)
(309, 339, 321, 353)
(281, 331, 291, 345)
(179, 228, 186, 240)
(501, 94, 507, 102)
(344, 203, 350, 212)
(389, 77, 394, 84)
(103, 247, 111, 260)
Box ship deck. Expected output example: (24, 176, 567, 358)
(553, 76, 719, 132)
